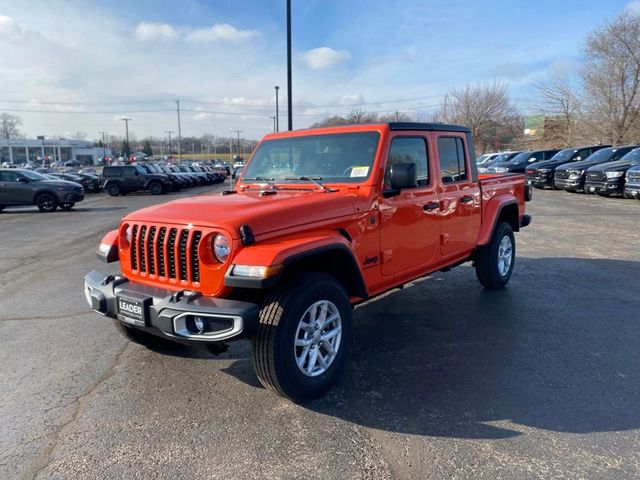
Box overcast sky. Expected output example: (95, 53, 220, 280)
(0, 0, 635, 141)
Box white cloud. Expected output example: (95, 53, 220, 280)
(134, 22, 178, 41)
(300, 47, 351, 70)
(339, 94, 365, 105)
(626, 1, 640, 14)
(0, 15, 25, 41)
(186, 23, 259, 43)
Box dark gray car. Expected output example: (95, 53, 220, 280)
(0, 168, 84, 212)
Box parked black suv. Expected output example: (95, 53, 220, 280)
(624, 165, 640, 199)
(585, 147, 640, 196)
(102, 165, 172, 196)
(488, 149, 560, 174)
(525, 145, 611, 188)
(138, 164, 185, 191)
(0, 168, 84, 212)
(554, 145, 637, 192)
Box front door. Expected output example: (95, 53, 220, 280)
(0, 171, 33, 205)
(379, 135, 441, 276)
(436, 135, 481, 257)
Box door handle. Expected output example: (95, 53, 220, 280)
(460, 195, 474, 204)
(423, 201, 440, 211)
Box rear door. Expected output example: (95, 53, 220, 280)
(379, 135, 441, 276)
(435, 135, 481, 257)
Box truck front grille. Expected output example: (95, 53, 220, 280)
(587, 171, 605, 182)
(129, 223, 203, 285)
(554, 170, 569, 180)
(627, 172, 640, 182)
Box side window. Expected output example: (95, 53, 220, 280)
(123, 166, 136, 176)
(103, 167, 120, 177)
(437, 137, 467, 183)
(1, 171, 21, 182)
(385, 137, 429, 187)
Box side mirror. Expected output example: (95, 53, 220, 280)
(18, 177, 29, 183)
(389, 162, 417, 189)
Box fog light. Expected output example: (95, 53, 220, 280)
(194, 316, 205, 333)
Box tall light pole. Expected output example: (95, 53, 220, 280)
(175, 99, 182, 163)
(99, 131, 108, 163)
(121, 118, 132, 158)
(233, 130, 242, 159)
(269, 116, 276, 133)
(165, 130, 174, 158)
(275, 85, 280, 132)
(37, 135, 45, 166)
(286, 0, 293, 131)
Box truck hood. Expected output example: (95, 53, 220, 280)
(588, 159, 640, 172)
(123, 189, 358, 238)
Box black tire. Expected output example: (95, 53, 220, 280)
(149, 181, 163, 195)
(113, 319, 184, 351)
(60, 203, 75, 210)
(36, 193, 58, 212)
(253, 272, 352, 402)
(475, 222, 515, 290)
(106, 183, 121, 196)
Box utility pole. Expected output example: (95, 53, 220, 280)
(37, 135, 45, 167)
(121, 118, 132, 158)
(270, 116, 276, 133)
(233, 130, 242, 159)
(229, 136, 233, 190)
(286, 0, 293, 131)
(99, 131, 108, 163)
(175, 99, 182, 162)
(275, 85, 280, 132)
(165, 130, 174, 158)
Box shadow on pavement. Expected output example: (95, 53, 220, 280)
(221, 256, 640, 439)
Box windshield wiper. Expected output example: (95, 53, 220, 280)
(284, 176, 337, 192)
(243, 176, 278, 189)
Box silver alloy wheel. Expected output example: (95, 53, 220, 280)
(38, 195, 55, 211)
(497, 235, 513, 277)
(294, 300, 342, 377)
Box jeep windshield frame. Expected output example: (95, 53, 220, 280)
(242, 131, 381, 185)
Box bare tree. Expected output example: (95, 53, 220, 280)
(533, 69, 581, 144)
(582, 11, 640, 144)
(442, 82, 521, 152)
(378, 111, 412, 122)
(346, 108, 378, 124)
(0, 113, 23, 139)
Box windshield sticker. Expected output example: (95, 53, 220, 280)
(350, 166, 369, 177)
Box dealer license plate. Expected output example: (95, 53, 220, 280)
(117, 295, 147, 327)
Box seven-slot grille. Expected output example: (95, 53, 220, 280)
(129, 224, 203, 284)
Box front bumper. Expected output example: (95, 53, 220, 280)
(83, 271, 259, 344)
(554, 177, 584, 191)
(584, 180, 623, 195)
(527, 173, 553, 187)
(59, 191, 84, 202)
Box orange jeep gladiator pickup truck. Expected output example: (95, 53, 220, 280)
(84, 123, 531, 401)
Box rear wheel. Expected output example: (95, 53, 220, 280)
(475, 222, 515, 290)
(252, 272, 352, 402)
(36, 193, 58, 212)
(113, 320, 184, 351)
(106, 183, 121, 196)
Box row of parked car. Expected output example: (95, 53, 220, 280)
(0, 161, 236, 213)
(477, 145, 640, 199)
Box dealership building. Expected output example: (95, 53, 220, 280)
(0, 138, 111, 166)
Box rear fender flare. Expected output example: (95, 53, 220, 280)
(477, 195, 519, 246)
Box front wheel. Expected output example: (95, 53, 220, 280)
(36, 193, 58, 212)
(60, 203, 75, 210)
(475, 222, 515, 290)
(252, 272, 352, 402)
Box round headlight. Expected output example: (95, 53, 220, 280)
(124, 226, 132, 244)
(213, 234, 230, 262)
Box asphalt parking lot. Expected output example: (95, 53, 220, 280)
(1, 187, 639, 479)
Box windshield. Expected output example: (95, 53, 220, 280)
(581, 148, 612, 163)
(509, 151, 536, 164)
(492, 152, 518, 163)
(22, 170, 49, 181)
(549, 149, 576, 162)
(620, 147, 640, 163)
(243, 132, 380, 184)
(476, 154, 495, 164)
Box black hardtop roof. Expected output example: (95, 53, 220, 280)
(388, 122, 471, 133)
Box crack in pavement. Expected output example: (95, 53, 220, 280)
(21, 342, 130, 480)
(0, 312, 92, 322)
